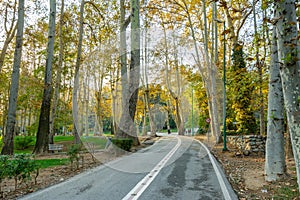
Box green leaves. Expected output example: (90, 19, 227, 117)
(0, 154, 39, 192)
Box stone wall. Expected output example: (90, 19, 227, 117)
(227, 135, 266, 155)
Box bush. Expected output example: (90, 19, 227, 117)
(196, 127, 206, 135)
(15, 136, 34, 150)
(67, 144, 82, 170)
(7, 154, 39, 189)
(0, 155, 9, 194)
(111, 138, 133, 151)
(0, 154, 39, 193)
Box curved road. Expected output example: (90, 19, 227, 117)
(20, 135, 237, 200)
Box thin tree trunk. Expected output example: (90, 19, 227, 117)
(143, 28, 156, 137)
(253, 0, 265, 136)
(265, 28, 286, 181)
(1, 0, 25, 155)
(50, 0, 64, 143)
(0, 0, 17, 73)
(72, 0, 85, 144)
(34, 0, 56, 154)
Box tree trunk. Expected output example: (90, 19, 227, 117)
(253, 0, 265, 136)
(49, 0, 64, 143)
(34, 0, 56, 154)
(117, 0, 130, 139)
(275, 0, 300, 192)
(0, 0, 17, 73)
(1, 0, 25, 155)
(143, 28, 156, 137)
(72, 0, 85, 145)
(128, 0, 140, 145)
(117, 0, 140, 146)
(265, 28, 286, 181)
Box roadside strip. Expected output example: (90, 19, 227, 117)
(122, 136, 182, 200)
(196, 140, 232, 200)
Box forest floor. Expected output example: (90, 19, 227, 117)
(209, 139, 299, 199)
(1, 136, 299, 200)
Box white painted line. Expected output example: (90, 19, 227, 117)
(196, 140, 232, 200)
(122, 136, 181, 200)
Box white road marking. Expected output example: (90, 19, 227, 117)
(197, 140, 232, 200)
(122, 136, 181, 200)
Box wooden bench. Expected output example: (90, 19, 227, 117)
(48, 144, 63, 152)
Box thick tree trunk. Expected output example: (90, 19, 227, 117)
(34, 0, 56, 154)
(117, 0, 130, 139)
(128, 0, 140, 145)
(265, 28, 286, 181)
(275, 0, 300, 192)
(117, 0, 140, 146)
(1, 0, 25, 155)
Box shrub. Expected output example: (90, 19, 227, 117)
(0, 155, 9, 195)
(67, 144, 82, 170)
(7, 154, 39, 189)
(111, 138, 133, 151)
(15, 136, 34, 150)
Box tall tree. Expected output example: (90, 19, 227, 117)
(128, 0, 140, 144)
(49, 0, 64, 144)
(227, 43, 256, 133)
(33, 0, 56, 154)
(72, 0, 85, 144)
(253, 0, 265, 136)
(265, 27, 286, 181)
(116, 0, 140, 145)
(1, 0, 25, 155)
(275, 0, 300, 192)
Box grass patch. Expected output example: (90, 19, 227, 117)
(36, 158, 69, 169)
(54, 135, 74, 142)
(272, 184, 299, 199)
(14, 147, 34, 154)
(81, 136, 107, 149)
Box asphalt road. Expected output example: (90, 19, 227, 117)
(20, 135, 238, 200)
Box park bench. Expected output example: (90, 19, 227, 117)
(48, 144, 63, 152)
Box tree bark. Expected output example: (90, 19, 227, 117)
(253, 0, 265, 136)
(116, 0, 130, 139)
(1, 0, 25, 155)
(117, 0, 140, 146)
(265, 28, 286, 181)
(49, 0, 64, 143)
(275, 0, 300, 192)
(128, 0, 140, 144)
(34, 0, 56, 154)
(72, 0, 85, 144)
